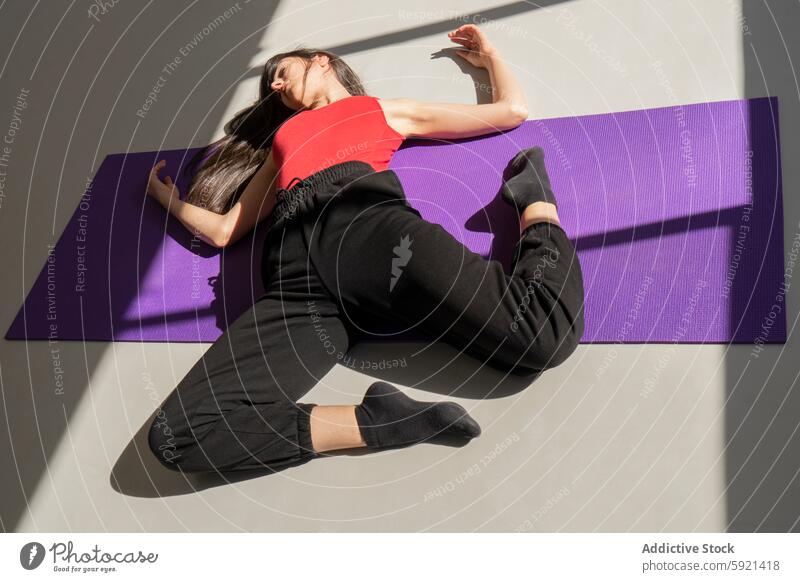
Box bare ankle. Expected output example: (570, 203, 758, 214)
(520, 202, 560, 231)
(310, 404, 367, 453)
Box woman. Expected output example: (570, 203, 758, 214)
(145, 24, 584, 473)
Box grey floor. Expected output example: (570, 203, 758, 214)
(1, 0, 798, 532)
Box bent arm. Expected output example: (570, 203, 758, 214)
(383, 52, 528, 140)
(219, 147, 279, 248)
(162, 149, 278, 249)
(165, 196, 230, 249)
(483, 49, 527, 118)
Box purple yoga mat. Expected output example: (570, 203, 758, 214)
(5, 97, 786, 343)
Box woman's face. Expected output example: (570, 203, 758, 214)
(271, 55, 326, 110)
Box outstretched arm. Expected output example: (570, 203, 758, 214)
(381, 24, 528, 140)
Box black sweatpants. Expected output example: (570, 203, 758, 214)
(148, 161, 585, 473)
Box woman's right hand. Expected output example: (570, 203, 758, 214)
(147, 160, 181, 209)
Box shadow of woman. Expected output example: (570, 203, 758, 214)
(110, 409, 317, 498)
(111, 339, 539, 498)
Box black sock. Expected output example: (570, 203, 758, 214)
(354, 381, 481, 449)
(501, 146, 558, 210)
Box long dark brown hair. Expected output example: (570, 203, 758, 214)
(182, 46, 368, 214)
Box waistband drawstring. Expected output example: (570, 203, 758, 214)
(269, 161, 378, 230)
(276, 176, 309, 200)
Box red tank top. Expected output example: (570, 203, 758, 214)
(272, 95, 405, 190)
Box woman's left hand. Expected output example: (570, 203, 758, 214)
(448, 24, 497, 68)
(147, 159, 181, 209)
